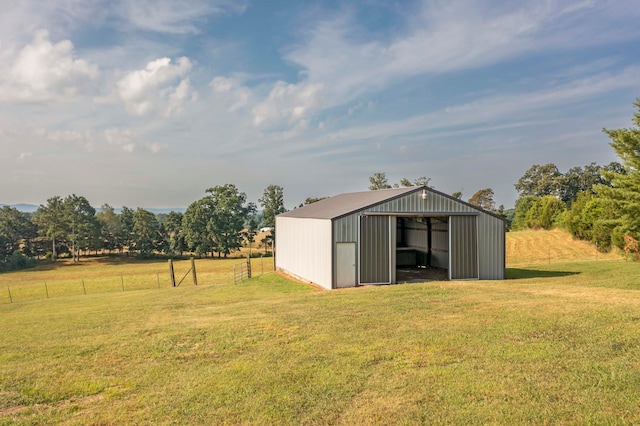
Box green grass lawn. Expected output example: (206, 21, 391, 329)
(2, 254, 640, 424)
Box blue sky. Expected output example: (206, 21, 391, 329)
(1, 0, 639, 210)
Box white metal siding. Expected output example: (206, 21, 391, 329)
(275, 217, 333, 289)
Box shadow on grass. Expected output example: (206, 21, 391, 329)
(506, 268, 580, 279)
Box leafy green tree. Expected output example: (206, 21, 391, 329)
(259, 185, 286, 228)
(511, 196, 538, 230)
(468, 188, 496, 211)
(207, 184, 256, 257)
(304, 196, 327, 205)
(451, 191, 463, 200)
(413, 176, 433, 188)
(0, 206, 37, 268)
(97, 204, 122, 254)
(65, 194, 99, 262)
(132, 208, 160, 256)
(164, 211, 186, 255)
(558, 162, 623, 205)
(393, 176, 433, 188)
(596, 99, 640, 249)
(515, 163, 562, 198)
(0, 206, 36, 257)
(369, 172, 391, 190)
(525, 196, 566, 229)
(243, 216, 258, 257)
(183, 199, 214, 256)
(33, 196, 67, 260)
(119, 207, 135, 253)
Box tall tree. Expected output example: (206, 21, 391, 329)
(183, 198, 214, 256)
(119, 206, 135, 253)
(164, 211, 186, 255)
(132, 208, 160, 256)
(65, 194, 98, 261)
(558, 162, 623, 205)
(468, 188, 496, 211)
(525, 196, 566, 229)
(259, 185, 286, 228)
(596, 99, 640, 248)
(514, 163, 562, 198)
(97, 204, 122, 254)
(511, 196, 538, 230)
(207, 184, 256, 257)
(0, 206, 37, 262)
(369, 172, 391, 190)
(33, 196, 66, 260)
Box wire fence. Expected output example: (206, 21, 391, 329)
(0, 256, 274, 304)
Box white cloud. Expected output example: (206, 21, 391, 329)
(0, 30, 98, 102)
(283, 0, 640, 110)
(122, 0, 248, 34)
(252, 81, 324, 129)
(146, 141, 167, 154)
(115, 57, 193, 116)
(210, 76, 252, 112)
(44, 129, 96, 152)
(104, 128, 138, 153)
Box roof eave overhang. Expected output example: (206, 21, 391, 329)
(362, 211, 480, 217)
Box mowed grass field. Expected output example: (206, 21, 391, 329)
(2, 230, 640, 424)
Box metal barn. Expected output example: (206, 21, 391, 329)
(275, 186, 506, 290)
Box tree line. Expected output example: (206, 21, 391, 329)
(512, 100, 640, 256)
(4, 100, 639, 269)
(367, 100, 640, 257)
(0, 184, 286, 271)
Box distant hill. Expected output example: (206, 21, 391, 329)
(0, 204, 185, 214)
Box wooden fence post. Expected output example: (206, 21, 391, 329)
(7, 286, 12, 303)
(45, 282, 49, 299)
(121, 274, 125, 292)
(191, 258, 198, 285)
(169, 259, 176, 287)
(82, 279, 86, 295)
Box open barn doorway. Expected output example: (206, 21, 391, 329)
(395, 216, 449, 283)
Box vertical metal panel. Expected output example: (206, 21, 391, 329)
(449, 216, 479, 280)
(360, 215, 390, 283)
(430, 219, 449, 268)
(275, 217, 333, 289)
(334, 214, 359, 243)
(477, 214, 506, 279)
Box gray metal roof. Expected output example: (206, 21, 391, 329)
(278, 187, 419, 220)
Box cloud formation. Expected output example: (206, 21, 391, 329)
(1, 0, 639, 209)
(115, 57, 193, 116)
(0, 30, 97, 102)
